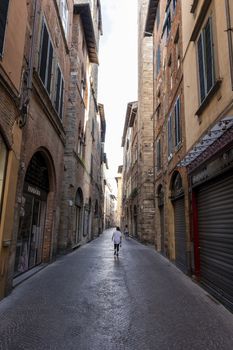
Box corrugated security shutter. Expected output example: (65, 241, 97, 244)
(197, 173, 233, 311)
(174, 197, 187, 273)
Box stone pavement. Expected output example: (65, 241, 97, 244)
(0, 228, 233, 350)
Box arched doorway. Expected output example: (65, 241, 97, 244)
(158, 185, 165, 255)
(171, 172, 187, 273)
(75, 188, 83, 243)
(14, 152, 50, 275)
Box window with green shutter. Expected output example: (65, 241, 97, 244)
(197, 18, 215, 103)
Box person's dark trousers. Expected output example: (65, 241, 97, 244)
(114, 244, 120, 255)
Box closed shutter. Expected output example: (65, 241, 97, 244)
(197, 35, 205, 102)
(204, 18, 214, 93)
(174, 197, 187, 273)
(197, 173, 233, 311)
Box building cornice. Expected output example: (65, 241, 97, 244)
(74, 3, 99, 64)
(144, 0, 159, 36)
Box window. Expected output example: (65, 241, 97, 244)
(173, 0, 177, 12)
(54, 65, 64, 118)
(174, 97, 181, 146)
(174, 27, 180, 69)
(0, 135, 7, 215)
(57, 0, 69, 36)
(0, 0, 9, 57)
(197, 18, 215, 103)
(39, 20, 54, 95)
(163, 9, 171, 39)
(156, 2, 160, 30)
(156, 139, 161, 170)
(156, 45, 161, 76)
(167, 113, 173, 159)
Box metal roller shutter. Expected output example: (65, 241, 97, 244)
(197, 173, 233, 311)
(174, 197, 187, 273)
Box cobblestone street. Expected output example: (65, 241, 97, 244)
(0, 228, 233, 350)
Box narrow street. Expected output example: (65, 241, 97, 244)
(0, 229, 233, 350)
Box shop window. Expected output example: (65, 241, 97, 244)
(39, 20, 54, 95)
(0, 0, 9, 57)
(0, 135, 7, 214)
(197, 18, 215, 103)
(54, 65, 64, 118)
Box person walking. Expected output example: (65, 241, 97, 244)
(112, 226, 122, 257)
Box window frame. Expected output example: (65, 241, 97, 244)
(167, 113, 173, 160)
(196, 17, 215, 104)
(0, 0, 9, 58)
(56, 0, 69, 37)
(38, 19, 54, 96)
(174, 96, 181, 147)
(156, 138, 162, 171)
(54, 63, 64, 119)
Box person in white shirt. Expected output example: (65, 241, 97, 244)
(112, 226, 122, 257)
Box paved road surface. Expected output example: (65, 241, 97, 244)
(0, 228, 233, 350)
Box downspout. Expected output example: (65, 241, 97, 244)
(19, 0, 40, 127)
(225, 0, 233, 90)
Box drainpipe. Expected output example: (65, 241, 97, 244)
(20, 0, 40, 127)
(225, 0, 233, 90)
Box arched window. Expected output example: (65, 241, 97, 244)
(171, 172, 183, 199)
(75, 188, 83, 207)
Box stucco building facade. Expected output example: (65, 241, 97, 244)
(143, 0, 233, 311)
(179, 0, 233, 311)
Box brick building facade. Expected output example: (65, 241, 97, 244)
(0, 0, 105, 301)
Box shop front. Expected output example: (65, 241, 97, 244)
(191, 148, 233, 311)
(179, 116, 233, 311)
(14, 153, 49, 276)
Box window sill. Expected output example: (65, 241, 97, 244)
(195, 79, 222, 116)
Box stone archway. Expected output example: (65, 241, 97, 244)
(14, 150, 56, 276)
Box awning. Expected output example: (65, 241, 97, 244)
(178, 116, 233, 168)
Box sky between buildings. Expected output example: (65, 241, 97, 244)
(98, 0, 138, 195)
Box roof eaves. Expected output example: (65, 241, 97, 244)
(74, 3, 99, 64)
(144, 0, 159, 37)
